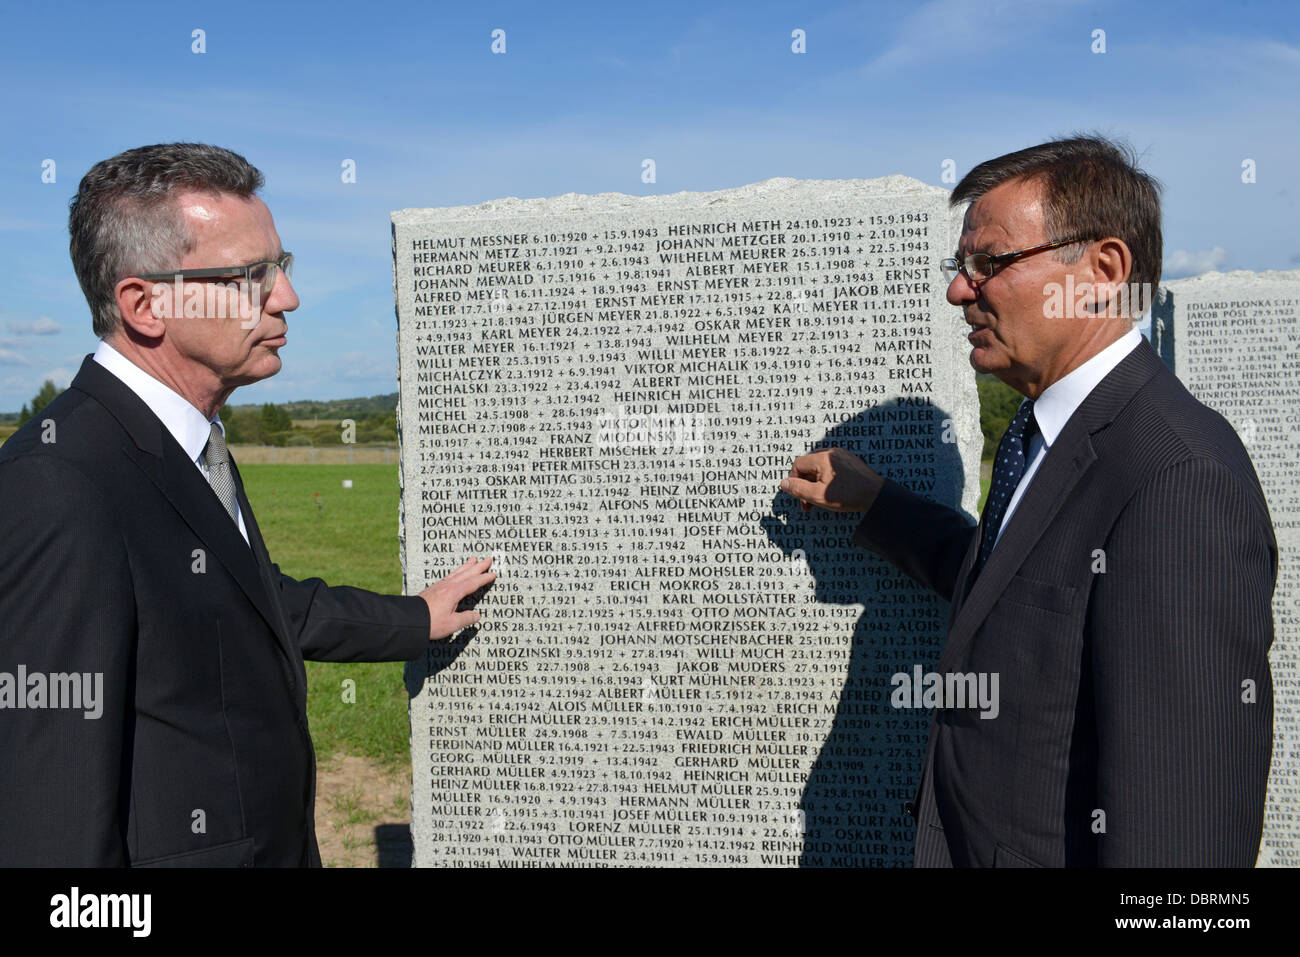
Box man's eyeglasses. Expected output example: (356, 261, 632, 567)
(136, 252, 294, 299)
(940, 238, 1092, 284)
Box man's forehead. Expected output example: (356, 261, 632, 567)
(958, 178, 1046, 248)
(176, 190, 279, 258)
(175, 188, 264, 217)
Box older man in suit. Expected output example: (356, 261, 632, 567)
(783, 135, 1275, 866)
(0, 143, 494, 866)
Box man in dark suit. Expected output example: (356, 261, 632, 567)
(783, 136, 1276, 866)
(0, 143, 495, 866)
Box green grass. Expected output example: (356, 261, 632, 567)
(238, 464, 411, 770)
(331, 788, 382, 827)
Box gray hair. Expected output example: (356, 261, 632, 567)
(68, 143, 264, 337)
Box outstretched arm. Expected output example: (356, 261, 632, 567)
(275, 558, 496, 662)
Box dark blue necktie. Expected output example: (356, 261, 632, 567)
(975, 398, 1037, 575)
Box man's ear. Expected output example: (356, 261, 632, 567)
(1088, 238, 1133, 317)
(115, 275, 168, 340)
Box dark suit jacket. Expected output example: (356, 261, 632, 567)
(854, 338, 1276, 866)
(0, 355, 430, 866)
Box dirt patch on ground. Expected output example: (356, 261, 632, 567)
(314, 755, 412, 868)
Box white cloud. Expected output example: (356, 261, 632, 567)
(865, 0, 1085, 74)
(1164, 246, 1230, 277)
(7, 316, 61, 336)
(1255, 39, 1300, 65)
(330, 350, 392, 381)
(0, 349, 31, 366)
(39, 367, 75, 389)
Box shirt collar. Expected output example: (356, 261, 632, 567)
(92, 339, 223, 465)
(1032, 326, 1143, 447)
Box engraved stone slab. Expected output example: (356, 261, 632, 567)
(393, 177, 981, 867)
(1164, 269, 1300, 867)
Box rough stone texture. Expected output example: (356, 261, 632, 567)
(393, 177, 980, 866)
(1166, 269, 1300, 867)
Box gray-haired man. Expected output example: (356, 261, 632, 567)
(0, 143, 494, 866)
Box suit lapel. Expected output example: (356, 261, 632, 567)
(229, 455, 273, 575)
(143, 439, 291, 648)
(227, 453, 298, 660)
(69, 356, 287, 647)
(937, 339, 1166, 673)
(938, 431, 1096, 672)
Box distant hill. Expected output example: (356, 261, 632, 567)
(226, 393, 398, 422)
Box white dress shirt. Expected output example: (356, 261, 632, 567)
(995, 326, 1143, 546)
(93, 339, 250, 545)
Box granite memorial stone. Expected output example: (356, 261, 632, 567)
(393, 177, 983, 866)
(1160, 269, 1300, 868)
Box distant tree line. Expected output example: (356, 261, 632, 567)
(3, 384, 399, 446)
(219, 402, 397, 447)
(224, 392, 397, 422)
(976, 375, 1023, 460)
(16, 380, 62, 427)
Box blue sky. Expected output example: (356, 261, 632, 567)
(0, 0, 1296, 412)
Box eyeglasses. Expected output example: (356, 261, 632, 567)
(137, 252, 294, 299)
(940, 238, 1092, 284)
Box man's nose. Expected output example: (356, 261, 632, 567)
(268, 270, 300, 314)
(946, 269, 979, 307)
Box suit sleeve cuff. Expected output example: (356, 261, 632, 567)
(395, 593, 432, 659)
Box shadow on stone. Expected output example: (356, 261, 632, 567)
(404, 625, 477, 698)
(375, 823, 414, 868)
(761, 398, 968, 866)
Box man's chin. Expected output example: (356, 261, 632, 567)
(230, 354, 282, 386)
(968, 349, 998, 374)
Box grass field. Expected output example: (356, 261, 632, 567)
(238, 463, 413, 770)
